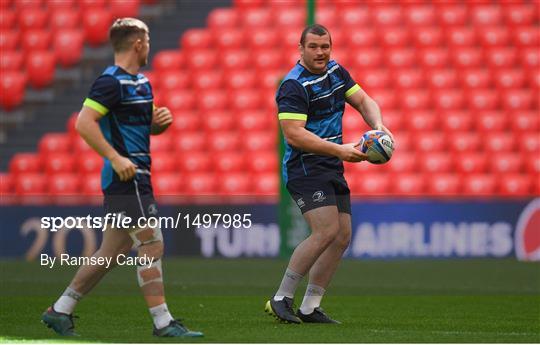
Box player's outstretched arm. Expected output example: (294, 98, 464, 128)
(280, 119, 367, 162)
(151, 107, 173, 135)
(346, 88, 394, 141)
(76, 106, 137, 181)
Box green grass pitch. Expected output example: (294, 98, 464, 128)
(0, 258, 539, 343)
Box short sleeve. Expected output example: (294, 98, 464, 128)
(340, 65, 361, 98)
(83, 75, 121, 116)
(276, 80, 309, 121)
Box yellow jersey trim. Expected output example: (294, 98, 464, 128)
(278, 113, 308, 121)
(83, 98, 109, 116)
(345, 84, 361, 98)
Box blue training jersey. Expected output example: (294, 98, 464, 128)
(83, 65, 154, 190)
(276, 60, 361, 184)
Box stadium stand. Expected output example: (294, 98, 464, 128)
(0, 0, 538, 200)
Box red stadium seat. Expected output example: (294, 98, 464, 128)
(484, 133, 515, 152)
(512, 27, 539, 47)
(420, 48, 450, 68)
(427, 174, 460, 195)
(0, 71, 25, 110)
(361, 70, 390, 89)
(463, 174, 496, 195)
(244, 131, 275, 152)
(149, 134, 172, 153)
(224, 70, 256, 90)
(177, 153, 211, 172)
(76, 151, 102, 174)
(222, 50, 250, 69)
(519, 132, 540, 153)
(192, 70, 223, 90)
(110, 0, 140, 18)
(454, 153, 488, 174)
(417, 132, 446, 152)
(234, 0, 264, 10)
(151, 152, 176, 173)
(407, 111, 437, 131)
(369, 89, 397, 109)
(340, 7, 370, 28)
(460, 69, 491, 89)
(420, 153, 453, 173)
(470, 5, 502, 25)
(0, 173, 13, 195)
(72, 135, 93, 154)
(427, 69, 458, 89)
(39, 133, 70, 155)
(171, 111, 200, 133)
(499, 175, 533, 196)
(248, 28, 279, 49)
(451, 48, 483, 68)
(489, 154, 522, 174)
(274, 8, 304, 27)
(220, 174, 251, 195)
(181, 29, 212, 49)
(24, 50, 54, 89)
(445, 27, 476, 46)
(345, 172, 388, 196)
(198, 90, 228, 111)
(158, 71, 190, 90)
(162, 90, 195, 111)
(47, 0, 77, 10)
(380, 27, 410, 47)
(393, 69, 424, 89)
(253, 51, 284, 70)
(18, 8, 48, 30)
(349, 28, 378, 48)
(502, 90, 535, 111)
(229, 89, 261, 110)
(0, 30, 19, 51)
(186, 50, 217, 70)
(530, 71, 540, 89)
(432, 89, 465, 110)
(10, 153, 41, 174)
(44, 154, 75, 174)
(152, 50, 183, 71)
(185, 173, 216, 195)
(477, 27, 509, 47)
(520, 47, 539, 70)
(436, 5, 467, 27)
(372, 5, 402, 26)
(525, 157, 540, 175)
(207, 8, 238, 29)
(440, 111, 473, 132)
(0, 51, 24, 72)
(467, 90, 498, 111)
(81, 173, 101, 196)
(253, 173, 278, 195)
(173, 132, 206, 153)
(494, 69, 526, 89)
(15, 173, 47, 195)
(476, 111, 506, 132)
(503, 4, 537, 26)
(400, 90, 431, 111)
(350, 49, 381, 69)
(0, 10, 16, 29)
(246, 151, 278, 173)
(385, 48, 415, 68)
(214, 152, 246, 173)
(214, 29, 245, 49)
(405, 5, 436, 26)
(315, 6, 338, 28)
(237, 110, 272, 132)
(392, 173, 424, 195)
(79, 0, 107, 10)
(54, 30, 84, 67)
(486, 48, 517, 68)
(512, 112, 539, 133)
(411, 27, 443, 47)
(449, 133, 481, 153)
(152, 173, 181, 195)
(203, 111, 234, 132)
(241, 8, 272, 28)
(386, 154, 416, 173)
(83, 9, 112, 46)
(51, 9, 80, 31)
(22, 30, 52, 52)
(48, 173, 79, 195)
(208, 132, 240, 152)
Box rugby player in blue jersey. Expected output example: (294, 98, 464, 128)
(41, 18, 202, 338)
(265, 24, 394, 324)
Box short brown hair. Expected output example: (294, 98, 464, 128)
(300, 24, 331, 46)
(109, 18, 149, 52)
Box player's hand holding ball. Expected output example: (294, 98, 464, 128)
(110, 154, 137, 181)
(339, 143, 369, 162)
(151, 107, 173, 134)
(358, 128, 395, 164)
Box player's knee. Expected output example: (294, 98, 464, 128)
(335, 229, 352, 251)
(312, 223, 339, 249)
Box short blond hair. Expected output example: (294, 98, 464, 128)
(109, 18, 149, 52)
